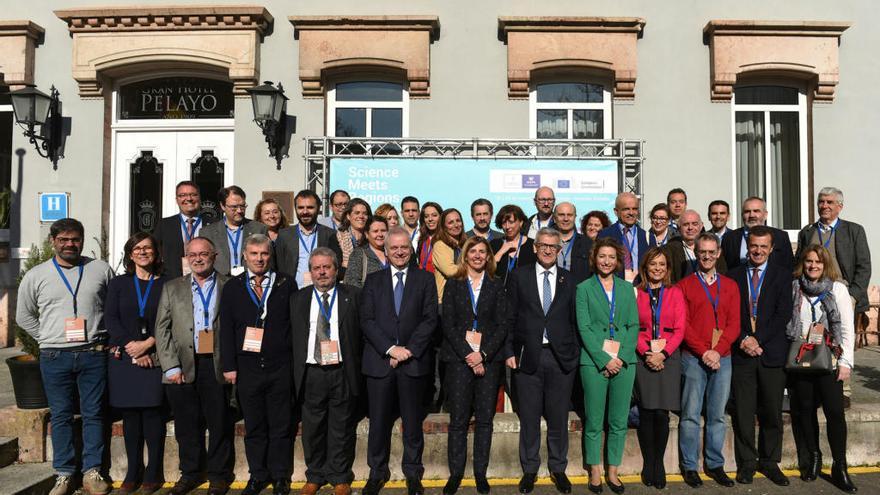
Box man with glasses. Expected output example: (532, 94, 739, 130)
(598, 192, 649, 282)
(319, 190, 350, 231)
(526, 187, 556, 239)
(708, 200, 731, 241)
(155, 181, 215, 279)
(676, 233, 740, 488)
(202, 186, 268, 276)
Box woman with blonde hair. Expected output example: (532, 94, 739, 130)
(253, 198, 289, 244)
(374, 203, 401, 228)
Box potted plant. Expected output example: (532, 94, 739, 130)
(6, 240, 54, 409)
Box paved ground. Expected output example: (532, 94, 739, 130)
(0, 346, 20, 409)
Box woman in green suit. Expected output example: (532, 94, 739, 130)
(577, 237, 639, 494)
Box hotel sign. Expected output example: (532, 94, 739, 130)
(119, 77, 234, 119)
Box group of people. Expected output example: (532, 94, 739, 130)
(14, 180, 871, 495)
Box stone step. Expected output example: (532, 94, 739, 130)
(0, 462, 55, 495)
(0, 437, 18, 469)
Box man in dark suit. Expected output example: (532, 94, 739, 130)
(274, 190, 342, 287)
(728, 226, 793, 487)
(291, 247, 362, 495)
(553, 202, 592, 284)
(664, 210, 727, 283)
(219, 234, 296, 495)
(524, 186, 556, 239)
(504, 228, 580, 495)
(721, 197, 793, 271)
(360, 227, 438, 495)
(597, 192, 649, 282)
(154, 180, 214, 278)
(466, 198, 503, 241)
(154, 236, 234, 495)
(201, 185, 268, 276)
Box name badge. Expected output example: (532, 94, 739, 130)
(64, 317, 86, 343)
(466, 331, 482, 353)
(624, 269, 637, 282)
(197, 329, 214, 354)
(302, 272, 313, 287)
(808, 322, 826, 345)
(137, 316, 149, 337)
(181, 257, 192, 277)
(711, 327, 724, 349)
(603, 339, 620, 359)
(230, 265, 245, 276)
(320, 340, 340, 365)
(242, 327, 263, 352)
(750, 316, 757, 334)
(650, 338, 666, 354)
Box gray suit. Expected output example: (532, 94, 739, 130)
(155, 273, 229, 384)
(200, 218, 268, 276)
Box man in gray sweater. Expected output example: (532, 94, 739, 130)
(15, 218, 115, 495)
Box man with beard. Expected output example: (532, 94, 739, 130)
(274, 190, 342, 287)
(525, 187, 556, 239)
(467, 198, 503, 241)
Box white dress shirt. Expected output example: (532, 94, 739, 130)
(387, 265, 409, 354)
(307, 286, 342, 364)
(246, 269, 275, 321)
(535, 263, 557, 344)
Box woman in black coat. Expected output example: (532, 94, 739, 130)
(105, 232, 166, 494)
(489, 204, 536, 286)
(440, 236, 508, 495)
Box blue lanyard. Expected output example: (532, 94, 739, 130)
(620, 223, 637, 262)
(133, 275, 156, 318)
(598, 275, 616, 339)
(808, 291, 829, 323)
(696, 272, 721, 328)
(561, 233, 577, 270)
(180, 215, 201, 242)
(507, 235, 524, 273)
(647, 286, 665, 340)
(420, 237, 433, 270)
(52, 258, 84, 316)
(466, 273, 484, 331)
(748, 265, 768, 318)
(226, 225, 242, 266)
(297, 225, 317, 255)
(194, 278, 216, 328)
(245, 274, 270, 326)
(650, 230, 668, 247)
(486, 230, 493, 242)
(817, 222, 837, 248)
(313, 286, 337, 324)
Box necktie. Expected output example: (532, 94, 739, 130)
(542, 270, 552, 315)
(751, 267, 760, 314)
(624, 227, 633, 269)
(314, 292, 331, 362)
(394, 272, 405, 315)
(253, 276, 264, 299)
(186, 217, 194, 238)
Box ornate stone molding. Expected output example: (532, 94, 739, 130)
(289, 16, 440, 98)
(498, 17, 645, 100)
(0, 21, 45, 88)
(704, 20, 851, 102)
(54, 6, 273, 97)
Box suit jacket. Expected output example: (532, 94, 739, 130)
(576, 275, 640, 370)
(503, 264, 580, 374)
(440, 276, 508, 363)
(721, 226, 793, 273)
(466, 228, 503, 241)
(154, 272, 228, 384)
(360, 267, 438, 378)
(563, 233, 593, 285)
(795, 219, 872, 312)
(273, 223, 343, 279)
(153, 213, 214, 279)
(728, 263, 794, 367)
(489, 236, 537, 287)
(597, 222, 650, 279)
(201, 218, 268, 276)
(664, 238, 728, 283)
(290, 284, 362, 398)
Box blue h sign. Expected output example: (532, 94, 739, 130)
(39, 193, 69, 223)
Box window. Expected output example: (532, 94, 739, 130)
(327, 81, 407, 138)
(732, 85, 808, 230)
(530, 82, 612, 140)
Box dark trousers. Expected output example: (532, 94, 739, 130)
(165, 356, 234, 483)
(445, 360, 503, 478)
(301, 364, 357, 485)
(238, 363, 292, 481)
(636, 408, 669, 482)
(119, 407, 166, 484)
(366, 369, 429, 480)
(731, 358, 786, 470)
(513, 347, 575, 473)
(788, 372, 847, 463)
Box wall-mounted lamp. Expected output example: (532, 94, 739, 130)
(246, 81, 289, 169)
(9, 85, 64, 167)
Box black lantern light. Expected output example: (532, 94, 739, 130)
(246, 81, 289, 168)
(9, 84, 64, 166)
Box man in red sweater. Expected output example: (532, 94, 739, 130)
(677, 233, 740, 488)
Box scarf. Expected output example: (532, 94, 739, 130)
(786, 275, 842, 348)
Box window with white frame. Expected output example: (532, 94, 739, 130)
(732, 85, 808, 230)
(327, 81, 408, 138)
(529, 82, 612, 140)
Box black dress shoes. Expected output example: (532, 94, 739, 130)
(802, 452, 822, 481)
(832, 463, 858, 493)
(587, 478, 603, 494)
(272, 478, 290, 495)
(406, 477, 424, 495)
(682, 470, 703, 488)
(550, 472, 572, 494)
(606, 478, 625, 494)
(640, 471, 653, 487)
(705, 468, 734, 488)
(170, 478, 203, 495)
(518, 473, 537, 494)
(653, 463, 666, 489)
(735, 469, 754, 484)
(242, 479, 271, 495)
(443, 475, 462, 495)
(475, 475, 491, 494)
(759, 465, 789, 486)
(362, 477, 388, 495)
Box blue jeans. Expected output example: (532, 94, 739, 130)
(679, 351, 731, 471)
(40, 349, 107, 475)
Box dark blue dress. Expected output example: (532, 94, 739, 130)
(105, 274, 165, 408)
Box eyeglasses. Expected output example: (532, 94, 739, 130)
(651, 216, 669, 222)
(332, 202, 349, 209)
(534, 243, 561, 251)
(176, 193, 199, 199)
(187, 252, 214, 259)
(226, 204, 248, 211)
(535, 198, 555, 204)
(132, 246, 154, 253)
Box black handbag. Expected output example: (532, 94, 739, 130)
(785, 336, 835, 374)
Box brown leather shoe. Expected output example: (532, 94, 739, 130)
(334, 484, 352, 495)
(139, 482, 163, 494)
(208, 480, 232, 495)
(300, 482, 321, 495)
(116, 481, 138, 495)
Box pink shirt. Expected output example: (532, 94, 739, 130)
(636, 285, 687, 356)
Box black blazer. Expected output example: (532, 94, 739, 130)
(360, 267, 438, 378)
(153, 213, 213, 279)
(728, 263, 794, 367)
(721, 227, 793, 273)
(597, 222, 650, 279)
(273, 223, 343, 278)
(795, 219, 872, 313)
(440, 276, 508, 364)
(219, 271, 297, 373)
(290, 284, 362, 398)
(564, 233, 593, 285)
(490, 237, 537, 287)
(503, 264, 579, 374)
